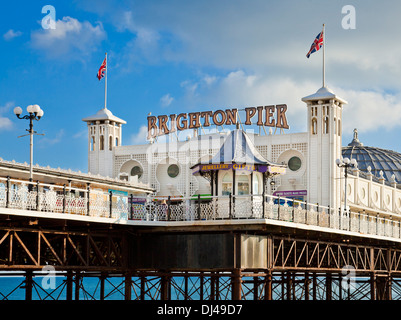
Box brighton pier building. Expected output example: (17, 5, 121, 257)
(82, 86, 401, 218)
(2, 84, 401, 301)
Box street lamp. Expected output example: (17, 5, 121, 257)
(13, 105, 44, 183)
(336, 157, 357, 214)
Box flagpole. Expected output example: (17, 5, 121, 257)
(322, 24, 325, 88)
(104, 52, 107, 109)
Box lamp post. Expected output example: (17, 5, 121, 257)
(336, 157, 357, 214)
(13, 105, 44, 183)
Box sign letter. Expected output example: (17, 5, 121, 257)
(276, 104, 289, 129)
(147, 116, 157, 140)
(245, 107, 256, 125)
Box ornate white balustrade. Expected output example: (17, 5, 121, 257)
(1, 176, 401, 241)
(344, 167, 401, 214)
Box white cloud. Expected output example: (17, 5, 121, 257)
(175, 69, 401, 134)
(0, 117, 12, 131)
(79, 1, 401, 137)
(0, 102, 14, 131)
(160, 93, 174, 107)
(337, 88, 401, 134)
(73, 129, 87, 139)
(38, 129, 65, 147)
(30, 16, 106, 59)
(203, 75, 217, 86)
(177, 70, 315, 132)
(3, 29, 22, 41)
(130, 125, 148, 144)
(85, 1, 401, 91)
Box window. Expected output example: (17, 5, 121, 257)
(131, 166, 143, 179)
(253, 174, 260, 195)
(91, 136, 95, 151)
(100, 135, 104, 150)
(167, 164, 180, 178)
(333, 117, 337, 134)
(323, 116, 329, 134)
(109, 136, 113, 151)
(311, 118, 317, 134)
(115, 137, 119, 147)
(222, 172, 232, 195)
(237, 174, 249, 195)
(288, 156, 302, 171)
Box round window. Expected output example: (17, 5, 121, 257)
(288, 156, 302, 171)
(167, 164, 180, 178)
(130, 166, 143, 179)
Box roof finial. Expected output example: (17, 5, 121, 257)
(348, 128, 363, 147)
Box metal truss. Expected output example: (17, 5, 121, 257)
(0, 270, 398, 301)
(271, 236, 401, 274)
(0, 227, 126, 271)
(0, 223, 400, 300)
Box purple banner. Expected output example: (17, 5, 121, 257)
(194, 163, 286, 174)
(273, 190, 307, 197)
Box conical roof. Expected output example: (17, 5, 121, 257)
(190, 129, 286, 175)
(192, 129, 283, 167)
(208, 129, 271, 165)
(82, 107, 126, 124)
(302, 86, 347, 104)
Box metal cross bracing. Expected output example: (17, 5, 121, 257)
(270, 236, 401, 274)
(0, 270, 397, 301)
(0, 213, 400, 300)
(0, 226, 126, 271)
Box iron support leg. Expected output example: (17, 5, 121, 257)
(232, 269, 242, 300)
(265, 271, 272, 300)
(24, 271, 33, 301)
(125, 273, 132, 301)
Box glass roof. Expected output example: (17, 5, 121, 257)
(342, 129, 401, 182)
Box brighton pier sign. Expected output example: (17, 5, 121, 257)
(147, 105, 290, 140)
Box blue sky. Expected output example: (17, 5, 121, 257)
(1, 0, 401, 173)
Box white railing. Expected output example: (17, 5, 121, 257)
(0, 177, 401, 241)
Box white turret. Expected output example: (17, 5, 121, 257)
(82, 107, 126, 177)
(302, 86, 347, 209)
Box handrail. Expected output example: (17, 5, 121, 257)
(0, 178, 401, 240)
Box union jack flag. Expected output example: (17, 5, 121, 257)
(96, 56, 106, 80)
(306, 30, 323, 58)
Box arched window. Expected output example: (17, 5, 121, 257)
(222, 172, 232, 195)
(109, 136, 113, 151)
(91, 136, 95, 151)
(333, 117, 337, 134)
(338, 119, 341, 136)
(115, 137, 119, 147)
(253, 174, 260, 195)
(323, 116, 329, 134)
(311, 118, 317, 135)
(237, 174, 249, 195)
(100, 135, 104, 150)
